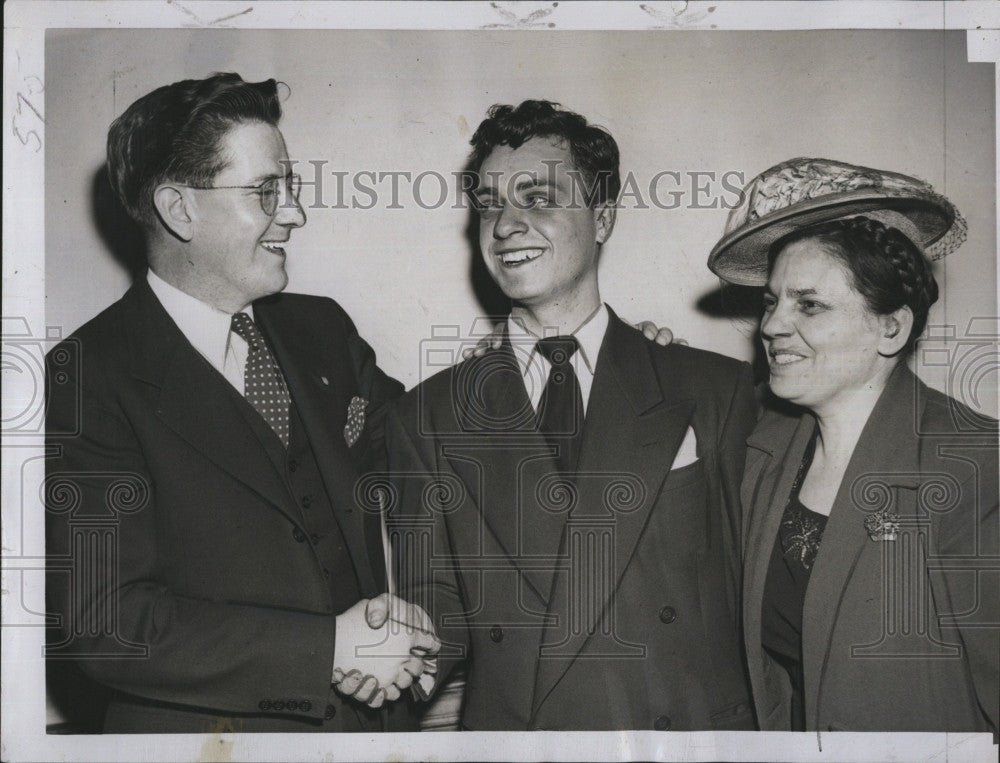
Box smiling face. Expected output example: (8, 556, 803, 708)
(761, 238, 898, 414)
(474, 137, 613, 323)
(178, 120, 305, 312)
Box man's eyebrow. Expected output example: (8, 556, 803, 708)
(246, 171, 283, 185)
(473, 177, 558, 200)
(513, 177, 555, 193)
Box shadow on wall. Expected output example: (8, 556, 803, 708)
(45, 165, 142, 735)
(697, 282, 769, 384)
(92, 163, 147, 281)
(462, 178, 511, 322)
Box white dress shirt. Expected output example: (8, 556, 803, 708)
(507, 304, 609, 416)
(147, 269, 252, 395)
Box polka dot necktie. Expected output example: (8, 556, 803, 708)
(230, 312, 291, 448)
(535, 336, 584, 474)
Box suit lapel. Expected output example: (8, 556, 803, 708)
(448, 334, 561, 605)
(741, 407, 816, 699)
(454, 332, 538, 436)
(124, 281, 297, 525)
(801, 364, 925, 726)
(532, 313, 696, 713)
(255, 297, 380, 595)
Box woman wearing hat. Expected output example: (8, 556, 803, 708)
(709, 158, 998, 733)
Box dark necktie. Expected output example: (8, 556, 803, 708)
(535, 336, 585, 474)
(230, 312, 291, 447)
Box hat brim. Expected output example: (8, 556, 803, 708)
(707, 192, 953, 287)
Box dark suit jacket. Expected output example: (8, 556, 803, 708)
(45, 278, 407, 732)
(742, 364, 999, 733)
(385, 309, 757, 730)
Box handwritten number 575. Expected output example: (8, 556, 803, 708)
(13, 78, 44, 153)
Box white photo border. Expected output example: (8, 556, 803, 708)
(3, 3, 999, 762)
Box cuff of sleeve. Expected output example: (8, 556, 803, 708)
(332, 613, 350, 680)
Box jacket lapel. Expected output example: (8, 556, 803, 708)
(801, 364, 925, 726)
(532, 312, 696, 713)
(740, 404, 814, 722)
(124, 281, 298, 525)
(448, 333, 561, 605)
(254, 297, 380, 595)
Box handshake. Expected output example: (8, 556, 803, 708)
(331, 594, 441, 708)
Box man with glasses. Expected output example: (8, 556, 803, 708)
(45, 73, 437, 733)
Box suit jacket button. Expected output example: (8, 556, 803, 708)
(654, 715, 671, 731)
(300, 700, 312, 712)
(490, 626, 504, 643)
(292, 527, 307, 543)
(258, 699, 272, 711)
(272, 700, 285, 711)
(324, 704, 337, 720)
(658, 606, 676, 624)
(286, 700, 299, 711)
(288, 460, 298, 472)
(302, 495, 312, 508)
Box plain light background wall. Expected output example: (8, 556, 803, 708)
(45, 28, 996, 412)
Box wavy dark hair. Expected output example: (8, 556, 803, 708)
(468, 99, 620, 207)
(769, 215, 939, 354)
(107, 73, 282, 228)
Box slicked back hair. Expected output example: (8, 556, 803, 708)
(107, 73, 281, 229)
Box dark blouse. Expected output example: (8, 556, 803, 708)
(760, 428, 826, 731)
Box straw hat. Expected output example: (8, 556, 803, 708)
(707, 157, 966, 286)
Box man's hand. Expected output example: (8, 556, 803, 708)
(331, 594, 440, 708)
(635, 321, 683, 346)
(462, 321, 506, 359)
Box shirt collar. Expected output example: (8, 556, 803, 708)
(146, 269, 253, 373)
(507, 303, 609, 378)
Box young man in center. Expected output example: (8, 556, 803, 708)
(386, 100, 757, 730)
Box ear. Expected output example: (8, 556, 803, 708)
(594, 201, 617, 245)
(877, 306, 913, 357)
(152, 183, 194, 242)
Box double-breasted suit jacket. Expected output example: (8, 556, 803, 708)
(386, 309, 757, 730)
(742, 364, 999, 733)
(45, 278, 407, 732)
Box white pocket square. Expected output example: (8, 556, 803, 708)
(670, 426, 699, 469)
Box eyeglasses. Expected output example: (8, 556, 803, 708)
(181, 174, 302, 216)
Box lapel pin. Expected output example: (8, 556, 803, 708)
(320, 375, 330, 386)
(864, 508, 900, 542)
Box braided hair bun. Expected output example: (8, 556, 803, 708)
(769, 215, 939, 353)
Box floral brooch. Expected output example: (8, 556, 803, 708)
(864, 508, 900, 542)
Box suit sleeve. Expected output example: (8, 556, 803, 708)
(384, 401, 470, 695)
(45, 350, 337, 720)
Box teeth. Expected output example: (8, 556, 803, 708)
(261, 242, 286, 253)
(771, 353, 804, 365)
(499, 248, 543, 264)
